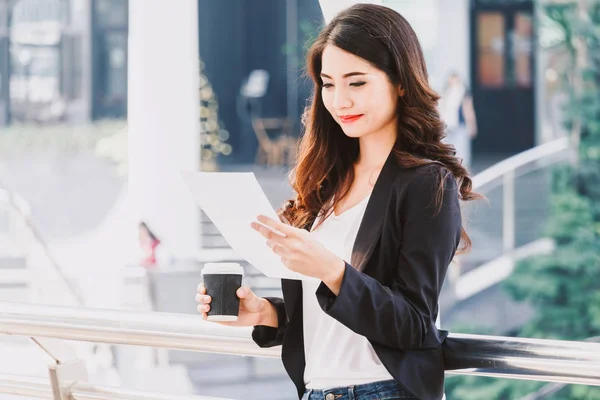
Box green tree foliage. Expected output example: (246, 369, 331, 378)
(446, 2, 600, 399)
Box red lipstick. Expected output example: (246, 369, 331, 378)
(339, 114, 363, 123)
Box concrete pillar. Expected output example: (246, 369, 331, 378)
(431, 0, 470, 89)
(318, 0, 468, 91)
(127, 0, 201, 260)
(318, 0, 382, 24)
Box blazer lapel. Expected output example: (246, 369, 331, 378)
(350, 150, 398, 272)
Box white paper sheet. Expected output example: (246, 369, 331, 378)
(181, 170, 317, 281)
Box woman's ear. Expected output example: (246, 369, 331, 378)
(397, 85, 405, 97)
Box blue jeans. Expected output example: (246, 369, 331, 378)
(301, 379, 419, 400)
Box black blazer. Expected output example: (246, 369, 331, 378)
(252, 150, 462, 400)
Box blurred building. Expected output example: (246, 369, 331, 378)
(0, 0, 558, 162)
(0, 0, 127, 126)
(469, 0, 537, 155)
(196, 0, 323, 164)
(378, 0, 536, 156)
(206, 0, 538, 161)
(193, 0, 533, 163)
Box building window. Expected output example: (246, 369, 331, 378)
(513, 12, 533, 88)
(92, 0, 127, 119)
(477, 12, 505, 88)
(9, 0, 67, 122)
(95, 0, 127, 28)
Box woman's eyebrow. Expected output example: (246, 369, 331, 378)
(320, 72, 368, 79)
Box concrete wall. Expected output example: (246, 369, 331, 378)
(430, 0, 470, 91)
(381, 0, 470, 91)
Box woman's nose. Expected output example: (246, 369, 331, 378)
(332, 88, 353, 110)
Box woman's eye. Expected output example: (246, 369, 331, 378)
(350, 81, 366, 87)
(322, 83, 333, 88)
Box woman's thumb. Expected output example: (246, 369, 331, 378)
(237, 286, 259, 306)
(237, 286, 252, 299)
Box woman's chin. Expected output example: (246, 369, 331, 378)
(341, 128, 365, 139)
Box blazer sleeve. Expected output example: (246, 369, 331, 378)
(251, 296, 287, 348)
(315, 169, 462, 350)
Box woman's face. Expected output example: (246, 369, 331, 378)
(139, 226, 151, 245)
(320, 45, 401, 140)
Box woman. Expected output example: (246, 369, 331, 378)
(197, 4, 480, 400)
(138, 221, 160, 267)
(438, 72, 478, 169)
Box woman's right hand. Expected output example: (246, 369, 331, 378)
(195, 284, 271, 327)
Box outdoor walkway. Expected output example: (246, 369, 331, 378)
(1, 151, 536, 400)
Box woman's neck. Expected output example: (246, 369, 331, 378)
(356, 130, 396, 169)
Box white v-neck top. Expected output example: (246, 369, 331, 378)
(302, 193, 394, 389)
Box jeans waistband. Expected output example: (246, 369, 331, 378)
(303, 379, 408, 400)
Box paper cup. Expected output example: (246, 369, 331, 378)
(201, 263, 244, 321)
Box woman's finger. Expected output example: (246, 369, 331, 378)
(197, 304, 210, 313)
(281, 258, 294, 270)
(268, 240, 291, 257)
(256, 215, 298, 237)
(195, 293, 211, 304)
(251, 221, 287, 243)
(197, 284, 206, 294)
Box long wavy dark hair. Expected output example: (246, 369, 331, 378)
(279, 4, 482, 254)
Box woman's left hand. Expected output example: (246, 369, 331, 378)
(251, 215, 345, 291)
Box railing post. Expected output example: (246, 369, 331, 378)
(503, 170, 516, 253)
(30, 337, 88, 400)
(48, 359, 88, 400)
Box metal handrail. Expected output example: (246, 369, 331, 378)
(0, 137, 584, 400)
(518, 337, 600, 400)
(1, 301, 599, 387)
(453, 238, 554, 301)
(452, 137, 571, 294)
(69, 384, 228, 400)
(0, 373, 51, 399)
(472, 137, 569, 191)
(0, 373, 227, 400)
(0, 301, 279, 358)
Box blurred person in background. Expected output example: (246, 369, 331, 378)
(438, 72, 478, 170)
(197, 4, 480, 400)
(138, 221, 161, 268)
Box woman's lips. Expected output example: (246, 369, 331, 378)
(339, 114, 363, 123)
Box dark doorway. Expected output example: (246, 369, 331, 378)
(198, 0, 323, 164)
(91, 0, 128, 120)
(470, 0, 535, 155)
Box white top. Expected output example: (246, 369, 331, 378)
(439, 84, 466, 130)
(302, 193, 394, 389)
